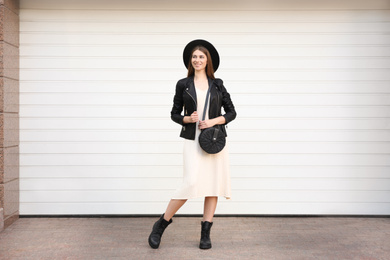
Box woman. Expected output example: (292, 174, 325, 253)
(148, 39, 236, 250)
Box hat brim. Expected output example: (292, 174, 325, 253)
(183, 39, 220, 72)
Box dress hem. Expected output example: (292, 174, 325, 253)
(171, 195, 231, 200)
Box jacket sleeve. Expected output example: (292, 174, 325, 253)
(170, 80, 185, 125)
(219, 80, 237, 124)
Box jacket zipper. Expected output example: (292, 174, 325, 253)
(216, 86, 219, 112)
(184, 88, 196, 132)
(185, 88, 197, 107)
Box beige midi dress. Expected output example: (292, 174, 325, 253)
(171, 86, 231, 200)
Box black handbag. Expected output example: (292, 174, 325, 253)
(198, 80, 226, 154)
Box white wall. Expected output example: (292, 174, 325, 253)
(19, 0, 390, 215)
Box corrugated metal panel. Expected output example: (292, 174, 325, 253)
(19, 0, 390, 215)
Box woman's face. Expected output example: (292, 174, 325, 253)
(191, 49, 207, 72)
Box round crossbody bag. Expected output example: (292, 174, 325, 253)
(198, 80, 226, 154)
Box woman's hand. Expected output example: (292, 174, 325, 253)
(190, 111, 199, 123)
(198, 119, 214, 129)
(183, 111, 199, 124)
(199, 116, 226, 129)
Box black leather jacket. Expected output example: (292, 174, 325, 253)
(171, 76, 237, 140)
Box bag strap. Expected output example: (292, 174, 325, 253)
(202, 79, 214, 121)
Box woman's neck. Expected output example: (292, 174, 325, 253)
(194, 70, 207, 81)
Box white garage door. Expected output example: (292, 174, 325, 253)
(19, 0, 390, 215)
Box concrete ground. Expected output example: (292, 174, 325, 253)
(0, 217, 389, 260)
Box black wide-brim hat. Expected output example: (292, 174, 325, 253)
(183, 39, 220, 72)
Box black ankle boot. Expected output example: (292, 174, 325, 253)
(148, 214, 172, 249)
(199, 221, 213, 249)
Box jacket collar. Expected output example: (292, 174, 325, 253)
(208, 77, 214, 89)
(186, 75, 214, 94)
(186, 76, 215, 107)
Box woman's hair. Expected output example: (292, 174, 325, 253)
(187, 46, 215, 79)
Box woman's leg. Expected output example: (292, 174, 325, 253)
(203, 196, 218, 222)
(148, 199, 187, 249)
(199, 196, 218, 249)
(163, 199, 187, 220)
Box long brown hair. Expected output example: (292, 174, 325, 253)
(187, 46, 215, 79)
